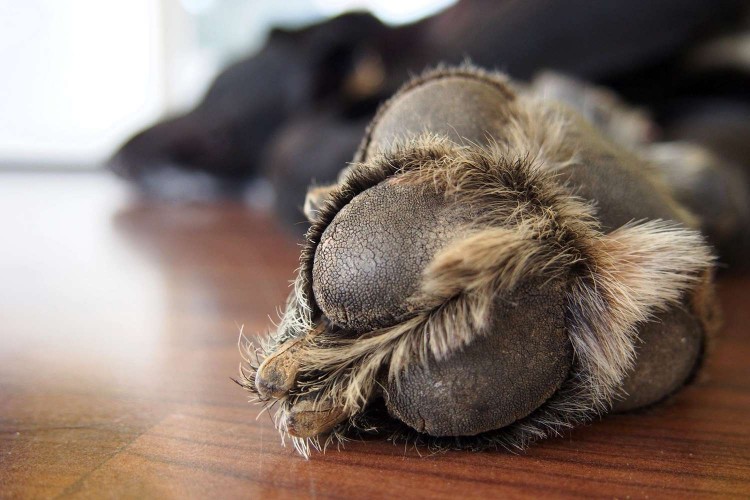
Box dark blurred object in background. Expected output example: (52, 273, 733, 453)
(109, 0, 750, 232)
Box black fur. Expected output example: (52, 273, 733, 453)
(109, 0, 750, 231)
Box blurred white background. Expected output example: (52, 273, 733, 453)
(0, 0, 454, 169)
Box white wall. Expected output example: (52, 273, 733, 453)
(0, 0, 454, 169)
(0, 0, 165, 167)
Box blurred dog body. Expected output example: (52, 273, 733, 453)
(110, 0, 750, 237)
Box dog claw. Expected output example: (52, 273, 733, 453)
(255, 337, 304, 398)
(284, 395, 347, 438)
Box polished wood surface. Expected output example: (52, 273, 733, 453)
(1, 172, 749, 499)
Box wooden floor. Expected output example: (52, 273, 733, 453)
(1, 172, 749, 499)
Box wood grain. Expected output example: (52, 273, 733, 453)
(1, 172, 749, 498)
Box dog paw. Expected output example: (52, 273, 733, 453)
(238, 66, 716, 456)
